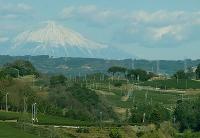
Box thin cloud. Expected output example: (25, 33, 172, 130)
(0, 3, 33, 20)
(60, 5, 122, 24)
(0, 36, 9, 43)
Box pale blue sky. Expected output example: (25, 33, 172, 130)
(0, 0, 200, 60)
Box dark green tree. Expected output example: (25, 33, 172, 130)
(108, 66, 127, 77)
(195, 64, 200, 80)
(128, 69, 154, 81)
(3, 60, 39, 78)
(174, 97, 200, 132)
(50, 75, 66, 86)
(174, 70, 188, 79)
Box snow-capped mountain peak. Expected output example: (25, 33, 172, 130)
(13, 21, 106, 49)
(7, 21, 134, 59)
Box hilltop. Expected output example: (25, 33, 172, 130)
(0, 55, 199, 76)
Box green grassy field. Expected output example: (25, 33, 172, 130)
(37, 114, 95, 126)
(0, 123, 40, 138)
(92, 82, 183, 108)
(109, 90, 180, 107)
(141, 79, 200, 89)
(0, 111, 94, 126)
(0, 111, 20, 120)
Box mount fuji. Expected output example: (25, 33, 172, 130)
(3, 21, 135, 59)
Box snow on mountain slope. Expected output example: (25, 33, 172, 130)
(14, 21, 106, 49)
(12, 21, 107, 57)
(9, 21, 135, 59)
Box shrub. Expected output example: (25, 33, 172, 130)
(76, 127, 89, 133)
(109, 128, 122, 138)
(136, 132, 144, 137)
(113, 82, 122, 87)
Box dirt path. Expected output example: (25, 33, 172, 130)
(94, 89, 115, 96)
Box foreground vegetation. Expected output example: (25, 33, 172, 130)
(0, 123, 40, 138)
(1, 60, 200, 137)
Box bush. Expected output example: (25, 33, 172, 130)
(50, 75, 66, 86)
(136, 132, 144, 137)
(174, 98, 200, 132)
(113, 82, 122, 87)
(130, 103, 170, 124)
(109, 128, 122, 138)
(76, 127, 89, 133)
(3, 60, 39, 77)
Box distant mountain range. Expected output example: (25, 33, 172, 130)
(0, 21, 135, 59)
(0, 55, 199, 76)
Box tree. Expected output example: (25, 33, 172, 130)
(2, 67, 19, 78)
(174, 70, 188, 79)
(0, 70, 6, 80)
(107, 66, 127, 78)
(0, 90, 3, 109)
(174, 97, 200, 132)
(50, 75, 66, 86)
(130, 103, 170, 124)
(127, 69, 153, 81)
(196, 64, 200, 80)
(186, 67, 195, 79)
(3, 60, 39, 78)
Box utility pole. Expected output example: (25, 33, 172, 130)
(152, 66, 154, 73)
(145, 92, 148, 103)
(133, 95, 135, 104)
(17, 69, 19, 78)
(100, 112, 103, 129)
(23, 97, 27, 113)
(85, 74, 87, 82)
(32, 76, 34, 87)
(142, 113, 146, 123)
(184, 59, 187, 73)
(173, 116, 176, 125)
(32, 104, 34, 124)
(132, 58, 135, 69)
(32, 103, 37, 124)
(185, 79, 188, 89)
(181, 94, 183, 101)
(156, 60, 160, 74)
(6, 93, 8, 112)
(176, 75, 179, 85)
(108, 81, 111, 91)
(137, 75, 140, 82)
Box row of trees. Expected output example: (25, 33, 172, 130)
(128, 97, 200, 132)
(173, 64, 200, 80)
(108, 64, 200, 81)
(107, 66, 156, 81)
(129, 103, 170, 125)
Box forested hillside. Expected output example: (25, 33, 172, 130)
(0, 55, 199, 76)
